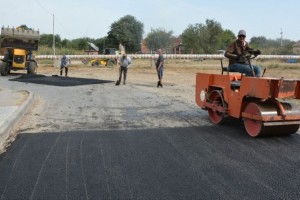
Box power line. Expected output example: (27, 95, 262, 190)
(35, 0, 73, 39)
(35, 0, 52, 15)
(53, 16, 74, 39)
(35, 0, 55, 55)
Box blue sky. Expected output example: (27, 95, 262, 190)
(1, 0, 300, 41)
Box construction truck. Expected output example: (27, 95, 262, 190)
(0, 26, 40, 76)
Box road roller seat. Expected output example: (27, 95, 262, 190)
(220, 59, 242, 90)
(230, 80, 241, 90)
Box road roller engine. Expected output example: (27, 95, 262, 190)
(0, 26, 40, 76)
(195, 50, 300, 137)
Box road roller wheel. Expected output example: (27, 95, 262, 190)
(243, 102, 263, 137)
(243, 102, 300, 137)
(207, 90, 226, 124)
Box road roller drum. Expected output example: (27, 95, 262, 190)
(243, 101, 300, 137)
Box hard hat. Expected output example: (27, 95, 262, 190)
(238, 30, 246, 36)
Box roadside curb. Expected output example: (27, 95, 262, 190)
(0, 90, 34, 148)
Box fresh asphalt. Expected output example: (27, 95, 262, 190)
(1, 128, 300, 199)
(0, 74, 300, 199)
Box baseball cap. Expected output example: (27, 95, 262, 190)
(238, 30, 246, 36)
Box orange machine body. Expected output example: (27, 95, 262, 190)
(195, 72, 300, 137)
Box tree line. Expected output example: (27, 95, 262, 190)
(22, 15, 298, 55)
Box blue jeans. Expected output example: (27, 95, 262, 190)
(229, 63, 261, 77)
(157, 67, 163, 80)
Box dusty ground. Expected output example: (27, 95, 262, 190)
(37, 58, 300, 106)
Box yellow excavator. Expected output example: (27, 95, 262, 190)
(84, 42, 121, 67)
(89, 48, 119, 67)
(0, 26, 40, 76)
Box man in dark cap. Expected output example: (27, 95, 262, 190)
(225, 30, 261, 77)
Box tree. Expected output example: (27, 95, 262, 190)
(181, 19, 233, 53)
(144, 28, 174, 53)
(61, 39, 70, 48)
(40, 34, 61, 48)
(218, 29, 236, 50)
(201, 19, 223, 53)
(69, 38, 90, 50)
(181, 24, 202, 53)
(107, 15, 144, 53)
(249, 37, 294, 54)
(250, 36, 268, 49)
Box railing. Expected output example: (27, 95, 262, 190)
(1, 54, 300, 60)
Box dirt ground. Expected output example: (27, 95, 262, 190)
(37, 58, 300, 106)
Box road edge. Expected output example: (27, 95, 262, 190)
(0, 90, 34, 150)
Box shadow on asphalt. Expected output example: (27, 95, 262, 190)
(1, 126, 300, 199)
(9, 74, 114, 87)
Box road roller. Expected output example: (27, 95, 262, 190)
(195, 51, 300, 137)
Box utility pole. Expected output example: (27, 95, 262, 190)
(53, 14, 55, 56)
(280, 28, 283, 47)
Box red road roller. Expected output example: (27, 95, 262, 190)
(195, 51, 300, 137)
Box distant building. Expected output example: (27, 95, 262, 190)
(140, 40, 150, 54)
(172, 37, 184, 54)
(292, 41, 300, 54)
(140, 37, 185, 54)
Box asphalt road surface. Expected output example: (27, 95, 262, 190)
(0, 74, 300, 200)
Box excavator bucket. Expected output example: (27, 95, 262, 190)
(0, 27, 40, 50)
